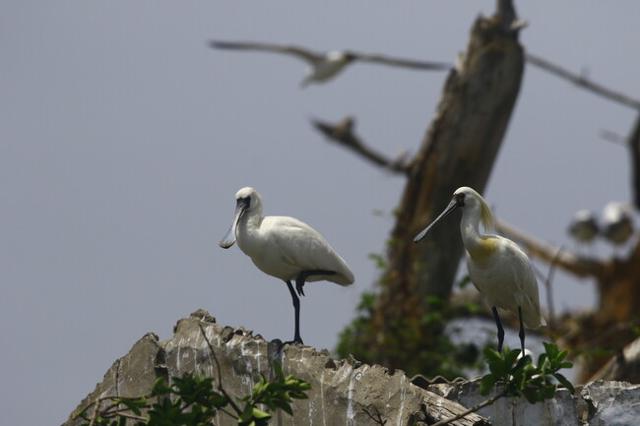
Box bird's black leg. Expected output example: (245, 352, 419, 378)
(518, 306, 526, 356)
(491, 306, 505, 353)
(295, 275, 306, 297)
(285, 280, 303, 344)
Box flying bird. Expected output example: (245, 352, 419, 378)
(602, 202, 634, 246)
(414, 187, 545, 354)
(209, 40, 451, 87)
(567, 209, 599, 245)
(219, 187, 354, 344)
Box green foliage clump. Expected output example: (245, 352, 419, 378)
(336, 291, 486, 379)
(75, 363, 310, 426)
(480, 342, 575, 403)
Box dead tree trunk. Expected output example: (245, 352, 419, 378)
(315, 1, 525, 374)
(367, 6, 524, 368)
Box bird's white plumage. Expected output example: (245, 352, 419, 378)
(455, 187, 545, 329)
(465, 236, 544, 328)
(225, 187, 354, 286)
(300, 51, 353, 87)
(239, 215, 354, 284)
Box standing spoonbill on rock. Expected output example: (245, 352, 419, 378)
(219, 187, 354, 344)
(413, 187, 545, 354)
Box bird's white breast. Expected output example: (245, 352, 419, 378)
(466, 237, 543, 328)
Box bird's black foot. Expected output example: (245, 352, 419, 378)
(283, 336, 304, 346)
(295, 280, 305, 297)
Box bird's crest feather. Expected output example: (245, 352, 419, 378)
(480, 198, 495, 232)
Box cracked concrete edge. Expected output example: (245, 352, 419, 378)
(64, 309, 487, 426)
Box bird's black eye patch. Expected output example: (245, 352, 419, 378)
(237, 196, 251, 208)
(454, 193, 465, 206)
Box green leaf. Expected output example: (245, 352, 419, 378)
(151, 378, 172, 397)
(120, 397, 147, 416)
(543, 342, 560, 359)
(537, 353, 548, 368)
(542, 384, 556, 399)
(252, 407, 271, 419)
(521, 386, 539, 403)
(484, 347, 506, 377)
(504, 348, 521, 367)
(479, 374, 497, 395)
(274, 399, 294, 415)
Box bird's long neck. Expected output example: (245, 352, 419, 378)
(460, 206, 482, 245)
(236, 208, 263, 254)
(460, 206, 496, 262)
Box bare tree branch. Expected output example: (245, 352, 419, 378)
(428, 389, 508, 426)
(311, 116, 411, 175)
(600, 129, 627, 146)
(544, 246, 563, 330)
(198, 322, 243, 416)
(362, 405, 387, 425)
(496, 219, 604, 278)
(525, 53, 640, 111)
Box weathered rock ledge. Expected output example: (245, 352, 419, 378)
(65, 310, 640, 425)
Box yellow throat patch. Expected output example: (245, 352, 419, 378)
(468, 236, 499, 264)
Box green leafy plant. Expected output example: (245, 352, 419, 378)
(430, 342, 575, 426)
(480, 342, 575, 403)
(337, 291, 487, 379)
(237, 362, 311, 425)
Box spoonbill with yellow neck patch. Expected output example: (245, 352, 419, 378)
(219, 187, 354, 344)
(414, 187, 545, 354)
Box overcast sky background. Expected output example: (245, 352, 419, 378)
(2, 1, 640, 424)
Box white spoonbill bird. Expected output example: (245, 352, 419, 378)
(219, 187, 354, 344)
(414, 187, 545, 354)
(602, 202, 634, 246)
(209, 40, 450, 88)
(567, 209, 599, 245)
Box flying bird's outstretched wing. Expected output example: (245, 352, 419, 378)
(349, 51, 452, 71)
(209, 40, 324, 65)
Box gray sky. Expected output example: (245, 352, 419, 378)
(2, 1, 639, 424)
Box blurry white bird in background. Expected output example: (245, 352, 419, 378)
(209, 40, 451, 88)
(567, 209, 599, 252)
(219, 187, 354, 344)
(601, 202, 635, 248)
(414, 187, 545, 355)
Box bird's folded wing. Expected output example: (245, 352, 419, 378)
(266, 218, 332, 268)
